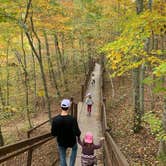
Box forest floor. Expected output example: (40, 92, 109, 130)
(104, 71, 163, 166)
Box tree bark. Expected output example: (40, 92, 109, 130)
(148, 0, 152, 11)
(14, 31, 32, 128)
(150, 74, 155, 110)
(0, 126, 4, 146)
(6, 43, 10, 106)
(139, 63, 145, 115)
(79, 38, 87, 76)
(43, 31, 61, 97)
(133, 67, 141, 133)
(53, 34, 67, 89)
(136, 0, 143, 14)
(158, 98, 166, 157)
(31, 51, 37, 98)
(0, 84, 5, 106)
(24, 14, 52, 122)
(43, 31, 52, 83)
(133, 0, 144, 133)
(21, 31, 32, 128)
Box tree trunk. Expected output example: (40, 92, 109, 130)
(133, 0, 144, 133)
(53, 35, 62, 83)
(21, 32, 32, 128)
(133, 67, 141, 133)
(140, 38, 149, 113)
(38, 57, 52, 121)
(24, 16, 52, 122)
(71, 36, 76, 79)
(13, 32, 32, 128)
(32, 51, 37, 98)
(158, 98, 166, 157)
(0, 126, 4, 146)
(43, 31, 52, 83)
(54, 34, 64, 74)
(139, 63, 145, 115)
(150, 74, 155, 110)
(136, 0, 143, 14)
(6, 44, 10, 106)
(109, 73, 115, 103)
(53, 34, 67, 89)
(61, 33, 65, 70)
(43, 31, 60, 97)
(79, 38, 87, 76)
(0, 84, 5, 106)
(148, 0, 152, 11)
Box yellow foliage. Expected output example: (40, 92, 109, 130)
(37, 90, 45, 97)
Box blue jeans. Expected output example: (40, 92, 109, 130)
(58, 144, 77, 166)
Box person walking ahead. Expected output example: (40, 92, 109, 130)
(85, 94, 94, 116)
(51, 99, 81, 166)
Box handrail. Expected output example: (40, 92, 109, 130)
(102, 101, 129, 166)
(0, 132, 54, 163)
(0, 118, 59, 165)
(81, 60, 95, 101)
(0, 136, 52, 163)
(0, 97, 78, 165)
(27, 120, 50, 135)
(0, 133, 52, 156)
(100, 66, 129, 166)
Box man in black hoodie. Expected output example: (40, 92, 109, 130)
(51, 99, 81, 166)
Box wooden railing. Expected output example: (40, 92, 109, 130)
(0, 97, 78, 166)
(81, 59, 95, 101)
(100, 67, 129, 166)
(70, 97, 78, 120)
(0, 132, 58, 166)
(26, 119, 54, 166)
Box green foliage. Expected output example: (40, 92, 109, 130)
(157, 153, 166, 165)
(4, 132, 17, 145)
(143, 62, 166, 94)
(143, 112, 166, 141)
(153, 62, 166, 77)
(143, 76, 154, 85)
(0, 105, 18, 123)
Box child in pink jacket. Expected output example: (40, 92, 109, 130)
(78, 132, 104, 166)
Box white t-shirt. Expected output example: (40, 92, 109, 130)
(86, 98, 93, 105)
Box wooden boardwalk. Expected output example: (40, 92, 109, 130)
(75, 63, 104, 166)
(0, 62, 129, 166)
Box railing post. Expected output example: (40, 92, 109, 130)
(70, 97, 74, 116)
(103, 97, 106, 107)
(101, 105, 104, 135)
(85, 73, 88, 89)
(27, 131, 33, 166)
(0, 126, 4, 146)
(74, 103, 78, 121)
(81, 84, 84, 102)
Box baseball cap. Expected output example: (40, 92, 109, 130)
(86, 93, 91, 97)
(61, 99, 71, 108)
(84, 132, 93, 143)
